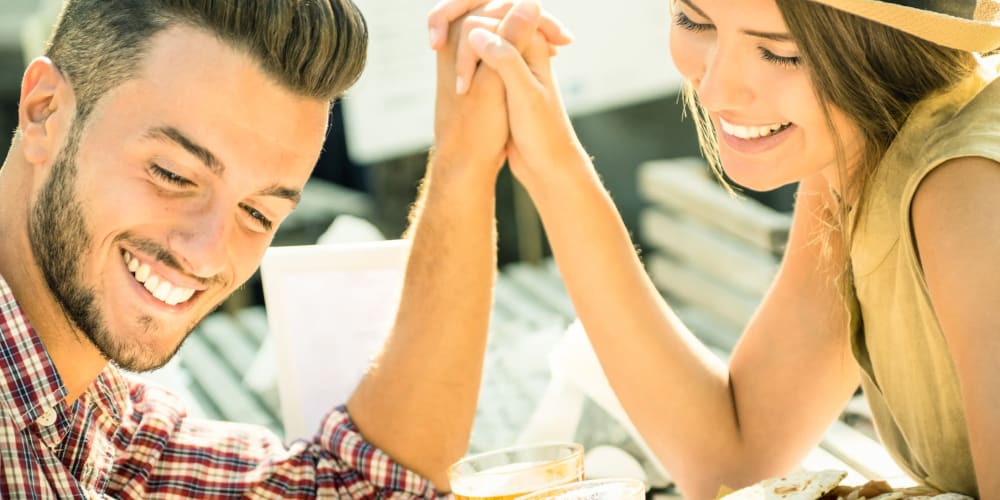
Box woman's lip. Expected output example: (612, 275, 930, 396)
(718, 121, 797, 154)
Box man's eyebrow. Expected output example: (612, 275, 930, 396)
(259, 184, 302, 205)
(147, 126, 225, 175)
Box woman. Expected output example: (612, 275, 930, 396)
(428, 0, 1000, 498)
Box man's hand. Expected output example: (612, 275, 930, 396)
(432, 0, 549, 181)
(431, 13, 507, 179)
(466, 23, 589, 194)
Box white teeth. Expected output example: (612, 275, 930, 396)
(144, 275, 160, 293)
(122, 250, 197, 306)
(720, 117, 790, 140)
(135, 263, 151, 282)
(166, 287, 195, 306)
(153, 281, 173, 302)
(165, 287, 189, 306)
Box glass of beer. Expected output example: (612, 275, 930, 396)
(513, 478, 647, 499)
(449, 442, 585, 500)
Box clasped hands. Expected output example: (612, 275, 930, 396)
(428, 0, 592, 194)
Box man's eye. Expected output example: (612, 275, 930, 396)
(241, 203, 273, 231)
(150, 164, 193, 186)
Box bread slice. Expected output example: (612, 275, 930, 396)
(723, 470, 848, 500)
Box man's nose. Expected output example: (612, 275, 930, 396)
(168, 208, 231, 280)
(692, 42, 753, 114)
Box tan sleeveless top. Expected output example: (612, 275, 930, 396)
(848, 67, 1000, 497)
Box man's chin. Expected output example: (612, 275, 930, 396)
(94, 329, 190, 373)
(113, 353, 175, 373)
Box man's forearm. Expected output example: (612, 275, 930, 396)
(347, 155, 499, 491)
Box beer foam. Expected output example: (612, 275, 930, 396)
(519, 480, 646, 500)
(452, 461, 572, 497)
(546, 483, 638, 499)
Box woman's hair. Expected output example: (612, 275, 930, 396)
(683, 0, 978, 287)
(45, 0, 368, 124)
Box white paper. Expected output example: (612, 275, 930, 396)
(261, 241, 410, 441)
(342, 0, 683, 164)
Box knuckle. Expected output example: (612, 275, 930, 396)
(493, 45, 518, 62)
(457, 53, 477, 72)
(461, 16, 494, 36)
(529, 31, 546, 47)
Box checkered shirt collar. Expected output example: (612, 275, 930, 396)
(0, 273, 129, 432)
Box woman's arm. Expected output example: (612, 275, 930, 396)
(468, 26, 860, 498)
(913, 155, 1000, 499)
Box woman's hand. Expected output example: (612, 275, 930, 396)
(432, 1, 547, 180)
(467, 23, 591, 195)
(427, 0, 573, 95)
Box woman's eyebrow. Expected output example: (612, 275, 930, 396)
(743, 29, 794, 42)
(680, 0, 794, 42)
(679, 0, 708, 18)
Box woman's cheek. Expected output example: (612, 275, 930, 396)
(669, 30, 705, 82)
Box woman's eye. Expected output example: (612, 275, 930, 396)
(674, 11, 714, 33)
(241, 203, 274, 231)
(759, 48, 802, 68)
(150, 164, 193, 186)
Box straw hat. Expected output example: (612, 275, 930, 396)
(809, 0, 1000, 52)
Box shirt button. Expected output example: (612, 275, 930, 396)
(36, 408, 57, 427)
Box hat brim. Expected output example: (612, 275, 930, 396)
(810, 0, 1000, 52)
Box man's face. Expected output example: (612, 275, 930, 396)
(28, 25, 330, 371)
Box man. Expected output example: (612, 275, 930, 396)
(0, 0, 567, 497)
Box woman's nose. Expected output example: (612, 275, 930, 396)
(692, 42, 753, 114)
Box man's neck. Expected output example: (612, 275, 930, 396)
(0, 145, 108, 406)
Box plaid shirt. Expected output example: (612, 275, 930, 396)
(0, 275, 441, 499)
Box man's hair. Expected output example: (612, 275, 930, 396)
(45, 0, 368, 122)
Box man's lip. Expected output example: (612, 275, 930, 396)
(122, 261, 202, 312)
(120, 247, 208, 292)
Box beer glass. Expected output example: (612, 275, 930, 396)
(449, 442, 585, 500)
(514, 478, 646, 499)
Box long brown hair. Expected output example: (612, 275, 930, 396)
(684, 0, 978, 283)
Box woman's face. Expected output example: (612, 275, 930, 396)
(670, 0, 863, 191)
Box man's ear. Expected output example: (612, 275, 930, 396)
(19, 57, 75, 165)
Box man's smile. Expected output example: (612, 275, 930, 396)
(122, 249, 198, 306)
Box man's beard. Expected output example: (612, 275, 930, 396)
(27, 122, 201, 372)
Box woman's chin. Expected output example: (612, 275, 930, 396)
(719, 161, 793, 193)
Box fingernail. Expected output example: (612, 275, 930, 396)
(468, 28, 493, 52)
(429, 27, 443, 47)
(511, 2, 539, 21)
(558, 22, 575, 42)
(456, 76, 466, 95)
